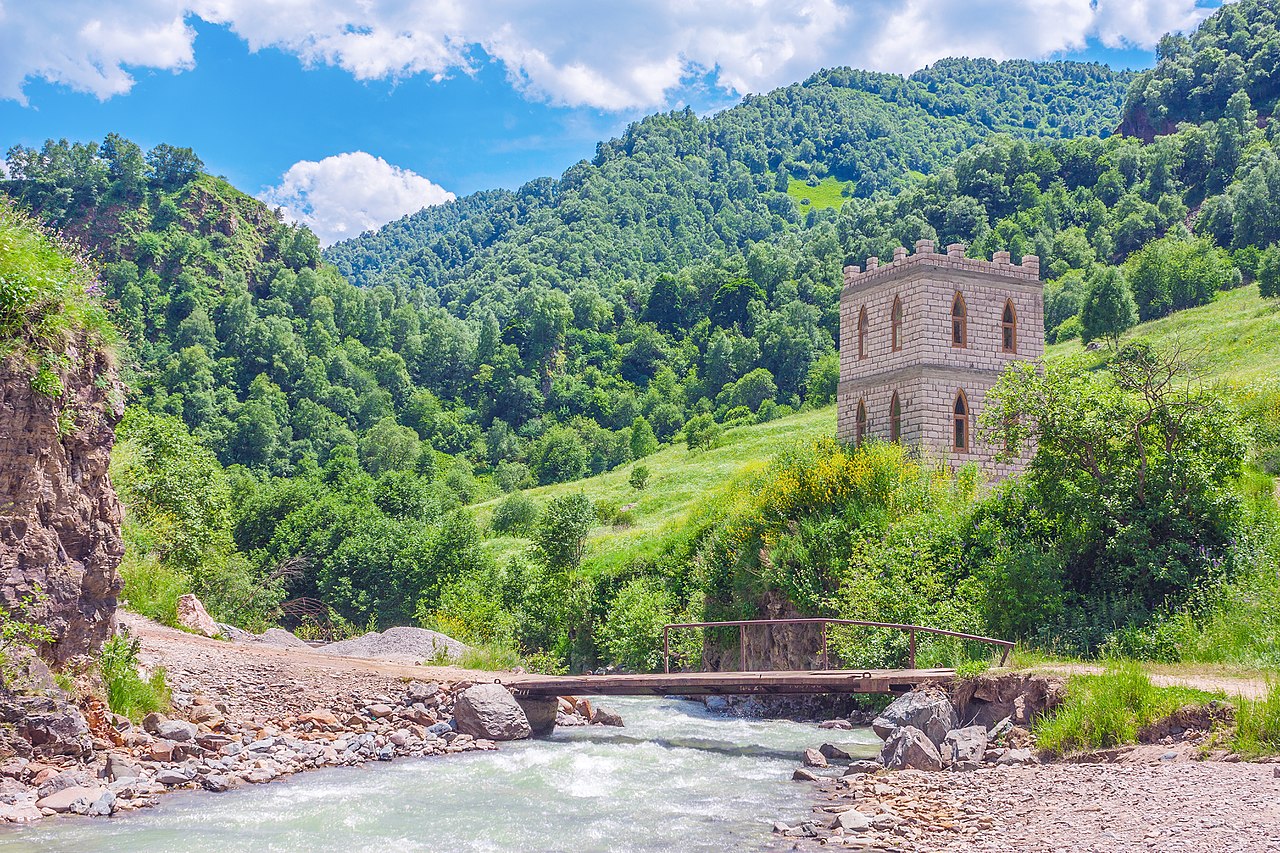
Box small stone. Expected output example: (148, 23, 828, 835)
(802, 747, 828, 768)
(835, 810, 872, 832)
(819, 743, 853, 761)
(589, 705, 624, 727)
(772, 821, 791, 834)
(792, 768, 819, 782)
(843, 760, 883, 776)
(36, 786, 107, 814)
(155, 720, 197, 743)
(818, 719, 853, 730)
(153, 770, 190, 786)
(365, 704, 394, 719)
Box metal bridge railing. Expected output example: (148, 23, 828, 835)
(662, 618, 1014, 673)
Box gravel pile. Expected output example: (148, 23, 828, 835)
(318, 627, 471, 664)
(255, 628, 312, 649)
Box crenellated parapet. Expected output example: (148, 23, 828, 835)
(842, 240, 1040, 293)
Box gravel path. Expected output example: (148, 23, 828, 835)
(122, 613, 497, 718)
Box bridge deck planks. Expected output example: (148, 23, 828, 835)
(503, 668, 955, 697)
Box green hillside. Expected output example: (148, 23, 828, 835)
(1049, 283, 1280, 384)
(473, 405, 836, 572)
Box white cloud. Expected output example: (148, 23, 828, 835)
(258, 152, 454, 246)
(1, 1, 1218, 110)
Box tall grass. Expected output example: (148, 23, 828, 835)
(1234, 684, 1280, 757)
(456, 643, 523, 671)
(1034, 662, 1222, 756)
(99, 635, 170, 721)
(0, 198, 115, 366)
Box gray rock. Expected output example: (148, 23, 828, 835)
(106, 754, 142, 781)
(426, 721, 453, 736)
(36, 786, 107, 814)
(199, 774, 230, 792)
(37, 770, 88, 799)
(942, 725, 988, 768)
(406, 681, 439, 704)
(819, 743, 852, 760)
(872, 689, 958, 747)
(881, 725, 943, 771)
(153, 769, 190, 786)
(818, 719, 853, 730)
(704, 696, 730, 713)
(996, 747, 1036, 766)
(843, 760, 883, 776)
(590, 705, 624, 727)
(791, 767, 819, 782)
(451, 684, 531, 741)
(154, 720, 197, 742)
(835, 810, 872, 832)
(376, 745, 395, 761)
(516, 696, 558, 737)
(85, 789, 115, 816)
(802, 747, 828, 768)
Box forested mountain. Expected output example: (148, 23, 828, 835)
(328, 58, 1130, 300)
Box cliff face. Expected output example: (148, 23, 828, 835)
(0, 343, 124, 664)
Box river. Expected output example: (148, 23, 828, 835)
(0, 697, 880, 852)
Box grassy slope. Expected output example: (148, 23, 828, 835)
(1047, 284, 1280, 385)
(474, 406, 835, 573)
(786, 177, 854, 211)
(478, 284, 1279, 575)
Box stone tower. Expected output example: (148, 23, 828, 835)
(837, 240, 1044, 476)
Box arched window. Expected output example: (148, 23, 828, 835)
(953, 390, 969, 452)
(891, 297, 903, 352)
(1001, 299, 1017, 353)
(889, 392, 901, 442)
(855, 399, 867, 444)
(951, 292, 967, 348)
(857, 306, 868, 360)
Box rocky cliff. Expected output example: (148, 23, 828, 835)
(0, 341, 124, 664)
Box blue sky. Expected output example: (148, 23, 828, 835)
(0, 1, 1222, 244)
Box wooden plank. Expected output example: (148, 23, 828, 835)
(502, 668, 955, 697)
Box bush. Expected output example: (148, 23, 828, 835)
(597, 578, 674, 671)
(629, 464, 650, 490)
(683, 413, 723, 452)
(494, 460, 533, 493)
(99, 635, 170, 721)
(119, 546, 187, 626)
(492, 491, 540, 535)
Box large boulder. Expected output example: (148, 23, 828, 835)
(880, 725, 943, 771)
(452, 684, 531, 741)
(176, 594, 219, 637)
(942, 725, 988, 769)
(873, 689, 957, 747)
(516, 696, 557, 737)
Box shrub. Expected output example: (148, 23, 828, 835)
(629, 464, 650, 490)
(597, 577, 674, 671)
(99, 635, 170, 721)
(494, 460, 533, 493)
(533, 493, 594, 572)
(683, 413, 723, 452)
(492, 491, 540, 535)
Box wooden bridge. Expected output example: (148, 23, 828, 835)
(506, 619, 1013, 698)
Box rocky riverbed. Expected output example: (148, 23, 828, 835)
(0, 614, 620, 825)
(777, 681, 1280, 851)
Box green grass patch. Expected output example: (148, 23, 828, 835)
(456, 643, 523, 671)
(1233, 683, 1280, 757)
(1033, 661, 1223, 756)
(99, 634, 170, 721)
(786, 177, 854, 211)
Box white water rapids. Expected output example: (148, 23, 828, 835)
(0, 697, 881, 852)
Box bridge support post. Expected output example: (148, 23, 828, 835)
(739, 624, 747, 671)
(908, 629, 916, 670)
